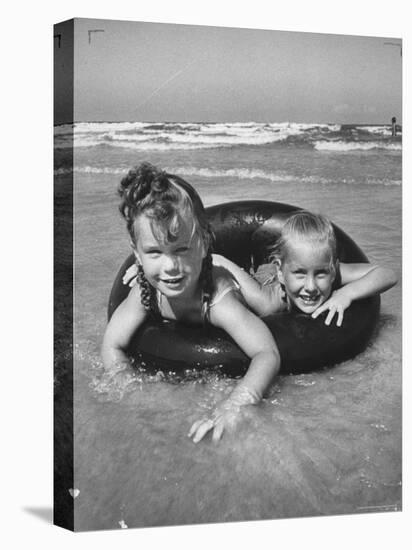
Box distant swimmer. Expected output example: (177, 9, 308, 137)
(391, 116, 397, 137)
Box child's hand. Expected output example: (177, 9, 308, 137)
(188, 401, 241, 443)
(311, 289, 352, 326)
(122, 264, 138, 287)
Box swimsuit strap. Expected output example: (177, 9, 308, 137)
(203, 280, 241, 325)
(153, 289, 164, 321)
(201, 289, 211, 327)
(208, 282, 241, 307)
(155, 281, 240, 326)
(156, 288, 211, 327)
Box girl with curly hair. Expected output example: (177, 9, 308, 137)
(102, 162, 281, 443)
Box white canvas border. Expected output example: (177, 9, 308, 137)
(3, 0, 409, 548)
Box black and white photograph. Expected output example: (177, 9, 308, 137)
(4, 1, 409, 547)
(53, 16, 402, 532)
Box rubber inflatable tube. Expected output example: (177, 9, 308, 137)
(108, 200, 380, 376)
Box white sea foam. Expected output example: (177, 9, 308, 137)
(53, 121, 402, 153)
(53, 120, 344, 150)
(167, 166, 297, 182)
(267, 122, 341, 132)
(314, 140, 402, 152)
(53, 164, 401, 186)
(108, 141, 220, 151)
(54, 137, 103, 149)
(358, 125, 397, 136)
(103, 132, 155, 142)
(168, 167, 399, 186)
(54, 165, 298, 180)
(166, 132, 285, 145)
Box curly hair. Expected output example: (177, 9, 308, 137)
(118, 162, 214, 315)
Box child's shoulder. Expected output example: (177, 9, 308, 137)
(106, 280, 148, 333)
(212, 265, 240, 290)
(212, 265, 240, 298)
(122, 282, 149, 313)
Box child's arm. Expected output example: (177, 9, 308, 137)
(188, 290, 281, 443)
(212, 254, 279, 316)
(312, 262, 398, 326)
(101, 284, 148, 369)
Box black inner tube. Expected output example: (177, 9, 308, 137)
(108, 200, 380, 376)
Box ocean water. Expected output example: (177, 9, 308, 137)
(54, 121, 402, 531)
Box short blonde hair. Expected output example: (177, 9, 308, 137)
(271, 210, 337, 265)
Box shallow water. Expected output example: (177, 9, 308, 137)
(55, 122, 401, 530)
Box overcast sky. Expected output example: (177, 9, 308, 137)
(54, 18, 402, 124)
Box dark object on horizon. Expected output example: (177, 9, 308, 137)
(391, 116, 397, 137)
(108, 200, 380, 377)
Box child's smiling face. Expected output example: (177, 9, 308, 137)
(278, 237, 336, 314)
(134, 213, 206, 300)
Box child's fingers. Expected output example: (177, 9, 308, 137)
(336, 307, 344, 327)
(312, 303, 328, 319)
(324, 307, 337, 326)
(193, 424, 213, 444)
(188, 419, 206, 438)
(191, 419, 214, 443)
(212, 422, 225, 443)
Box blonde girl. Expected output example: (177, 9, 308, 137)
(213, 211, 397, 325)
